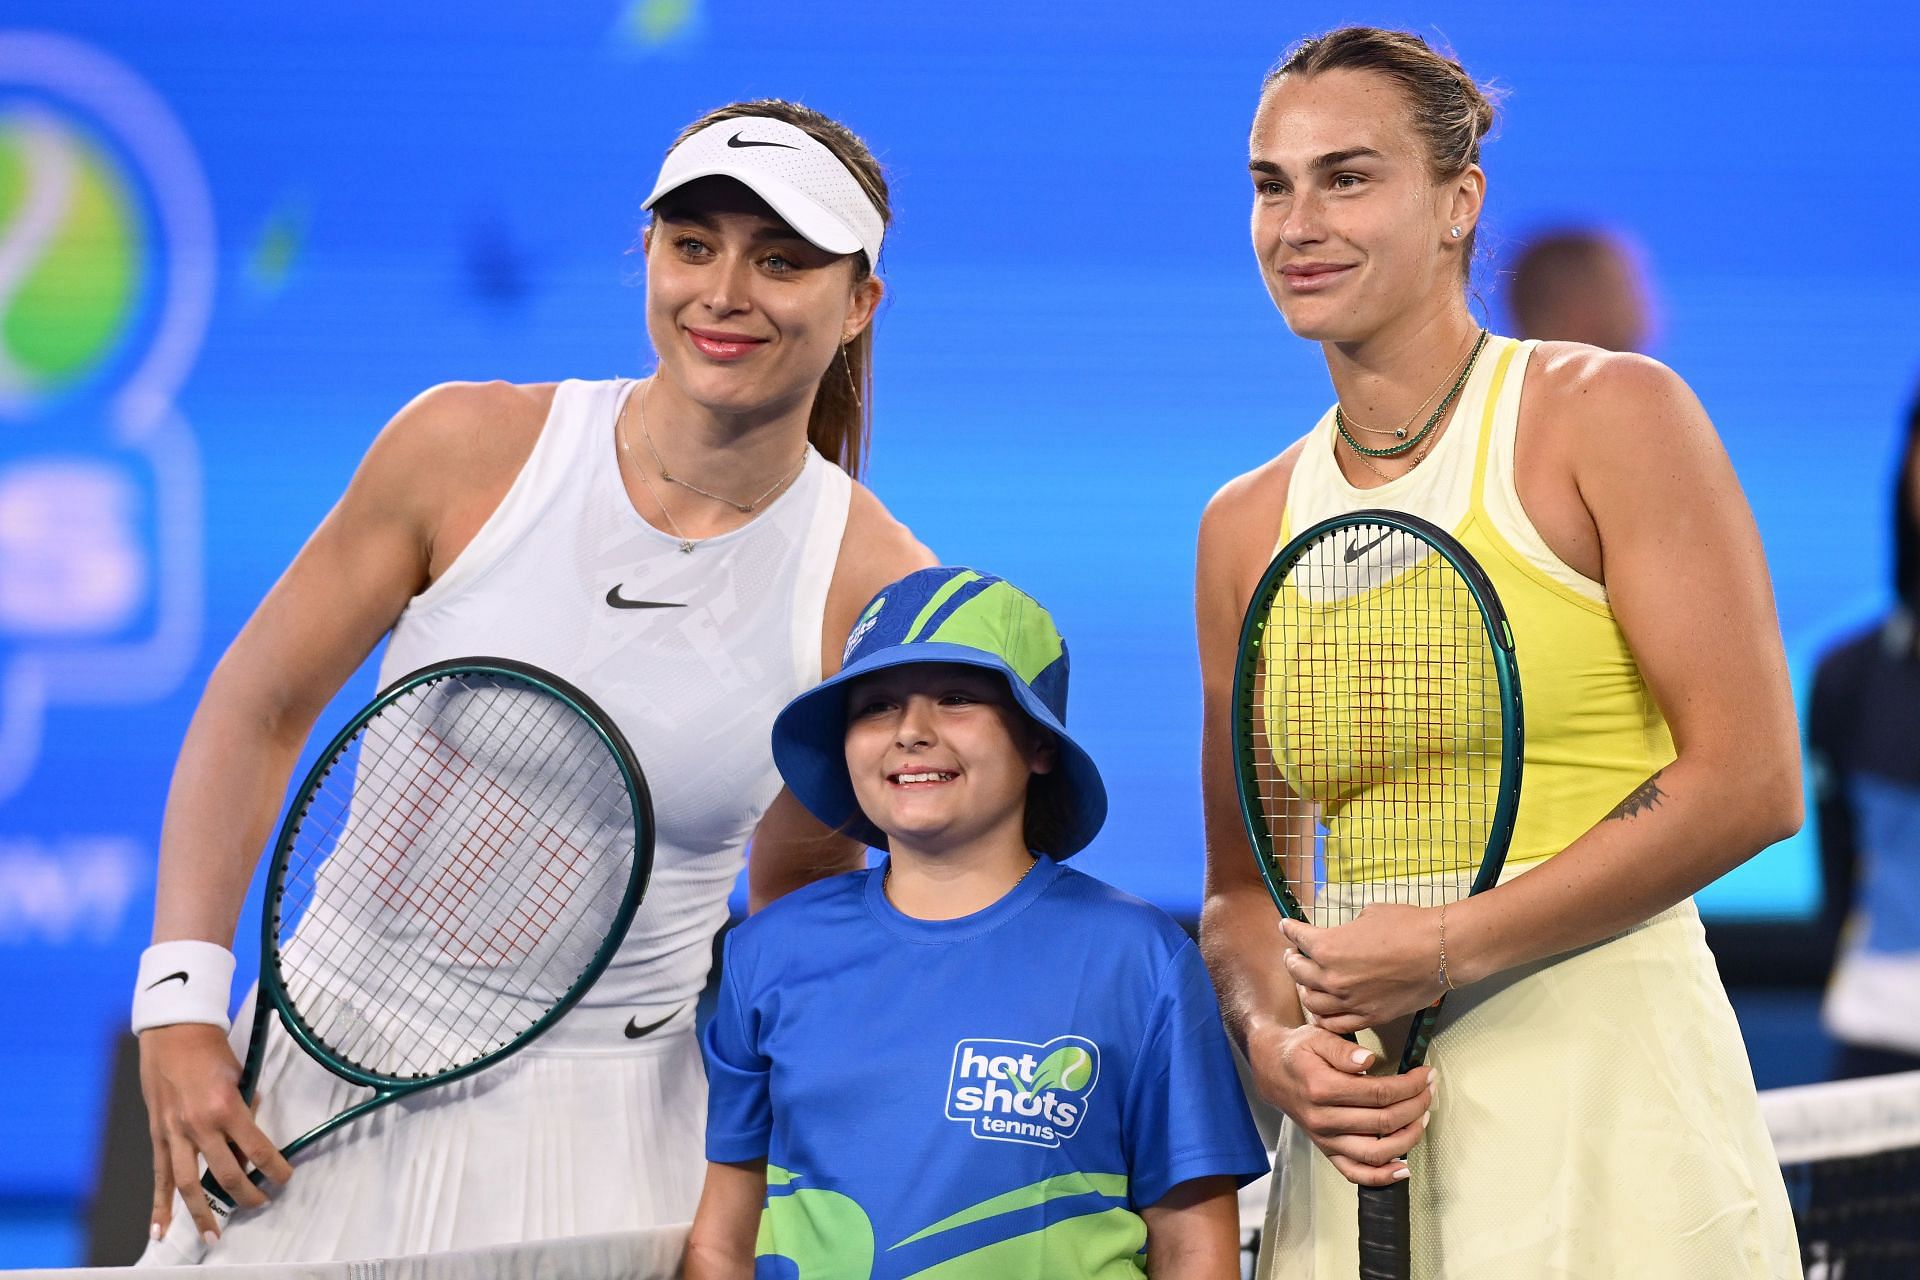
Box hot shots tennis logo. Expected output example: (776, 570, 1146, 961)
(945, 1035, 1100, 1147)
(842, 593, 884, 662)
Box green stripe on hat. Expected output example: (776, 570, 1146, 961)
(926, 581, 1063, 684)
(903, 569, 982, 642)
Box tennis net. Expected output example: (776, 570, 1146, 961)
(5, 1224, 687, 1280)
(1233, 1070, 1920, 1276)
(1760, 1068, 1920, 1278)
(19, 1076, 1919, 1277)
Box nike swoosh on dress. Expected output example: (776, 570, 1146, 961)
(605, 586, 687, 610)
(623, 1006, 686, 1039)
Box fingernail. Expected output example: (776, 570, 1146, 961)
(1427, 1068, 1439, 1087)
(149, 1222, 162, 1241)
(1351, 1049, 1372, 1066)
(1392, 1165, 1411, 1180)
(203, 1231, 219, 1248)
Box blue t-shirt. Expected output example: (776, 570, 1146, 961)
(703, 855, 1269, 1279)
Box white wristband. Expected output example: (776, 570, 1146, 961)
(131, 940, 236, 1034)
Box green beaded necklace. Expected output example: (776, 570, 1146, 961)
(1335, 328, 1490, 459)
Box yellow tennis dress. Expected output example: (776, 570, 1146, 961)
(1257, 337, 1801, 1278)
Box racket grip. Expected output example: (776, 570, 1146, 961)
(199, 1162, 271, 1214)
(1357, 1179, 1411, 1280)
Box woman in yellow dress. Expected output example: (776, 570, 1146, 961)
(1194, 27, 1804, 1276)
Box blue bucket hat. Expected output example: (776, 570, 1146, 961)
(771, 567, 1108, 857)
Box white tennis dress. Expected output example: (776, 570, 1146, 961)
(143, 378, 851, 1264)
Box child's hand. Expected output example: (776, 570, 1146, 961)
(1279, 905, 1447, 1035)
(1247, 1021, 1434, 1187)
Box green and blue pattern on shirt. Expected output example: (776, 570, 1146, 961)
(703, 857, 1269, 1279)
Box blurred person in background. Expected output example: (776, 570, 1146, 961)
(1807, 386, 1920, 1080)
(1506, 227, 1656, 354)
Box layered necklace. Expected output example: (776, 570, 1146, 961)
(617, 378, 809, 553)
(1334, 329, 1489, 479)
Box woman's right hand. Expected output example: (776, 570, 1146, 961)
(137, 385, 509, 1245)
(139, 1023, 292, 1243)
(1247, 1021, 1435, 1187)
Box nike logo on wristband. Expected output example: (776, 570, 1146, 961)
(145, 971, 190, 990)
(624, 1007, 685, 1039)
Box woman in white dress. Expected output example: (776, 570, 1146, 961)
(133, 98, 933, 1263)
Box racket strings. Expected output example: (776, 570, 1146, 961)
(1251, 522, 1501, 926)
(297, 747, 628, 1073)
(354, 684, 609, 965)
(273, 672, 639, 1079)
(287, 695, 628, 1073)
(318, 684, 631, 1059)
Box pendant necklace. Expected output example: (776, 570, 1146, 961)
(617, 378, 808, 553)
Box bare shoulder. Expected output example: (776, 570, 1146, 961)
(839, 478, 937, 595)
(348, 381, 561, 579)
(1198, 436, 1309, 583)
(1524, 343, 1709, 447)
(1521, 342, 1752, 581)
(821, 477, 936, 672)
(374, 380, 558, 472)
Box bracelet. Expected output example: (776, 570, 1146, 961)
(131, 940, 236, 1034)
(1438, 905, 1457, 992)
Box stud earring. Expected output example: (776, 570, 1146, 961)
(1450, 226, 1463, 239)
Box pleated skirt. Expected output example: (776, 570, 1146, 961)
(139, 986, 705, 1266)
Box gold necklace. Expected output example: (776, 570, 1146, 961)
(1340, 331, 1488, 482)
(1340, 334, 1477, 439)
(636, 381, 807, 513)
(616, 379, 808, 553)
(1336, 329, 1487, 458)
(1348, 423, 1442, 483)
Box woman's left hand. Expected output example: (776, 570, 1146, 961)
(1280, 906, 1447, 1034)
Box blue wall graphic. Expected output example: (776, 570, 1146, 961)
(1, 2, 1916, 1261)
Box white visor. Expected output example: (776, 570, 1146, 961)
(642, 116, 885, 265)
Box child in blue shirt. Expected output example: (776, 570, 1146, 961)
(685, 567, 1269, 1279)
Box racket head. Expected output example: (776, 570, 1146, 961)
(1231, 509, 1522, 933)
(252, 656, 653, 1095)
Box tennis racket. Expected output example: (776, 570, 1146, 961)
(1231, 510, 1522, 1280)
(201, 656, 653, 1213)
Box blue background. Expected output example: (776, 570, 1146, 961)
(1, 0, 1915, 1263)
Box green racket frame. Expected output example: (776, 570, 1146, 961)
(1232, 509, 1523, 1071)
(205, 656, 653, 1210)
(1231, 511, 1523, 1279)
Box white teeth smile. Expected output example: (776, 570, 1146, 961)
(895, 771, 955, 784)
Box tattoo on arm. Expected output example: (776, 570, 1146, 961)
(1605, 769, 1667, 821)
